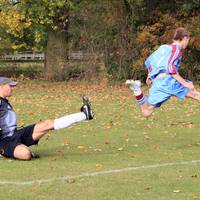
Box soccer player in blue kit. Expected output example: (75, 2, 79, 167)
(127, 27, 200, 117)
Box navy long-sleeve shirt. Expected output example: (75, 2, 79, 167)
(0, 98, 17, 139)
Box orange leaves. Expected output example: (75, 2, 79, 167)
(62, 139, 69, 146)
(186, 108, 194, 117)
(136, 31, 151, 44)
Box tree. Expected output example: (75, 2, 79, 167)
(0, 0, 199, 81)
(120, 0, 200, 81)
(0, 0, 72, 80)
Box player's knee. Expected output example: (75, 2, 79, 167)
(14, 146, 31, 160)
(43, 119, 54, 129)
(21, 151, 31, 160)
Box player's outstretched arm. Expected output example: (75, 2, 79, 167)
(172, 74, 195, 91)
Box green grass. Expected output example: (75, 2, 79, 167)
(1, 80, 200, 200)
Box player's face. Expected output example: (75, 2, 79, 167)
(0, 84, 15, 97)
(181, 37, 190, 49)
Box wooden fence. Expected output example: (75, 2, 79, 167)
(0, 52, 44, 61)
(0, 51, 99, 61)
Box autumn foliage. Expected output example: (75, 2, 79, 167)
(0, 0, 199, 82)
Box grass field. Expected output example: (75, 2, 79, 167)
(0, 80, 200, 200)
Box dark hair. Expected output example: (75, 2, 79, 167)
(173, 27, 190, 41)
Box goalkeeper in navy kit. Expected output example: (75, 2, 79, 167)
(0, 77, 94, 160)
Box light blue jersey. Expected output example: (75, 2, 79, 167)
(144, 44, 189, 107)
(145, 44, 182, 80)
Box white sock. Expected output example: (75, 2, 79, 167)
(132, 88, 141, 96)
(130, 85, 142, 96)
(54, 112, 86, 130)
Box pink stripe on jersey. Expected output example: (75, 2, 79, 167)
(177, 51, 183, 58)
(171, 64, 177, 74)
(149, 65, 152, 72)
(167, 45, 179, 74)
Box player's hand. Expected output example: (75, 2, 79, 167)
(146, 77, 152, 87)
(184, 82, 195, 91)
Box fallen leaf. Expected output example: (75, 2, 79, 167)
(173, 190, 180, 193)
(94, 148, 102, 152)
(62, 139, 69, 146)
(67, 179, 76, 184)
(164, 131, 169, 134)
(78, 145, 85, 149)
(191, 174, 198, 178)
(96, 163, 103, 168)
(50, 157, 57, 161)
(144, 134, 150, 140)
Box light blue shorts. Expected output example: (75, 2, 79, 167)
(147, 76, 189, 107)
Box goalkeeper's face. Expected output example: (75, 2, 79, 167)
(0, 84, 15, 98)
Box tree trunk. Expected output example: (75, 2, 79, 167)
(44, 29, 68, 80)
(105, 0, 132, 80)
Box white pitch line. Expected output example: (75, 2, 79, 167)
(1, 160, 200, 186)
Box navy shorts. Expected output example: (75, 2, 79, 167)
(0, 124, 38, 158)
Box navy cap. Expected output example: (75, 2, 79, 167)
(0, 77, 17, 86)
